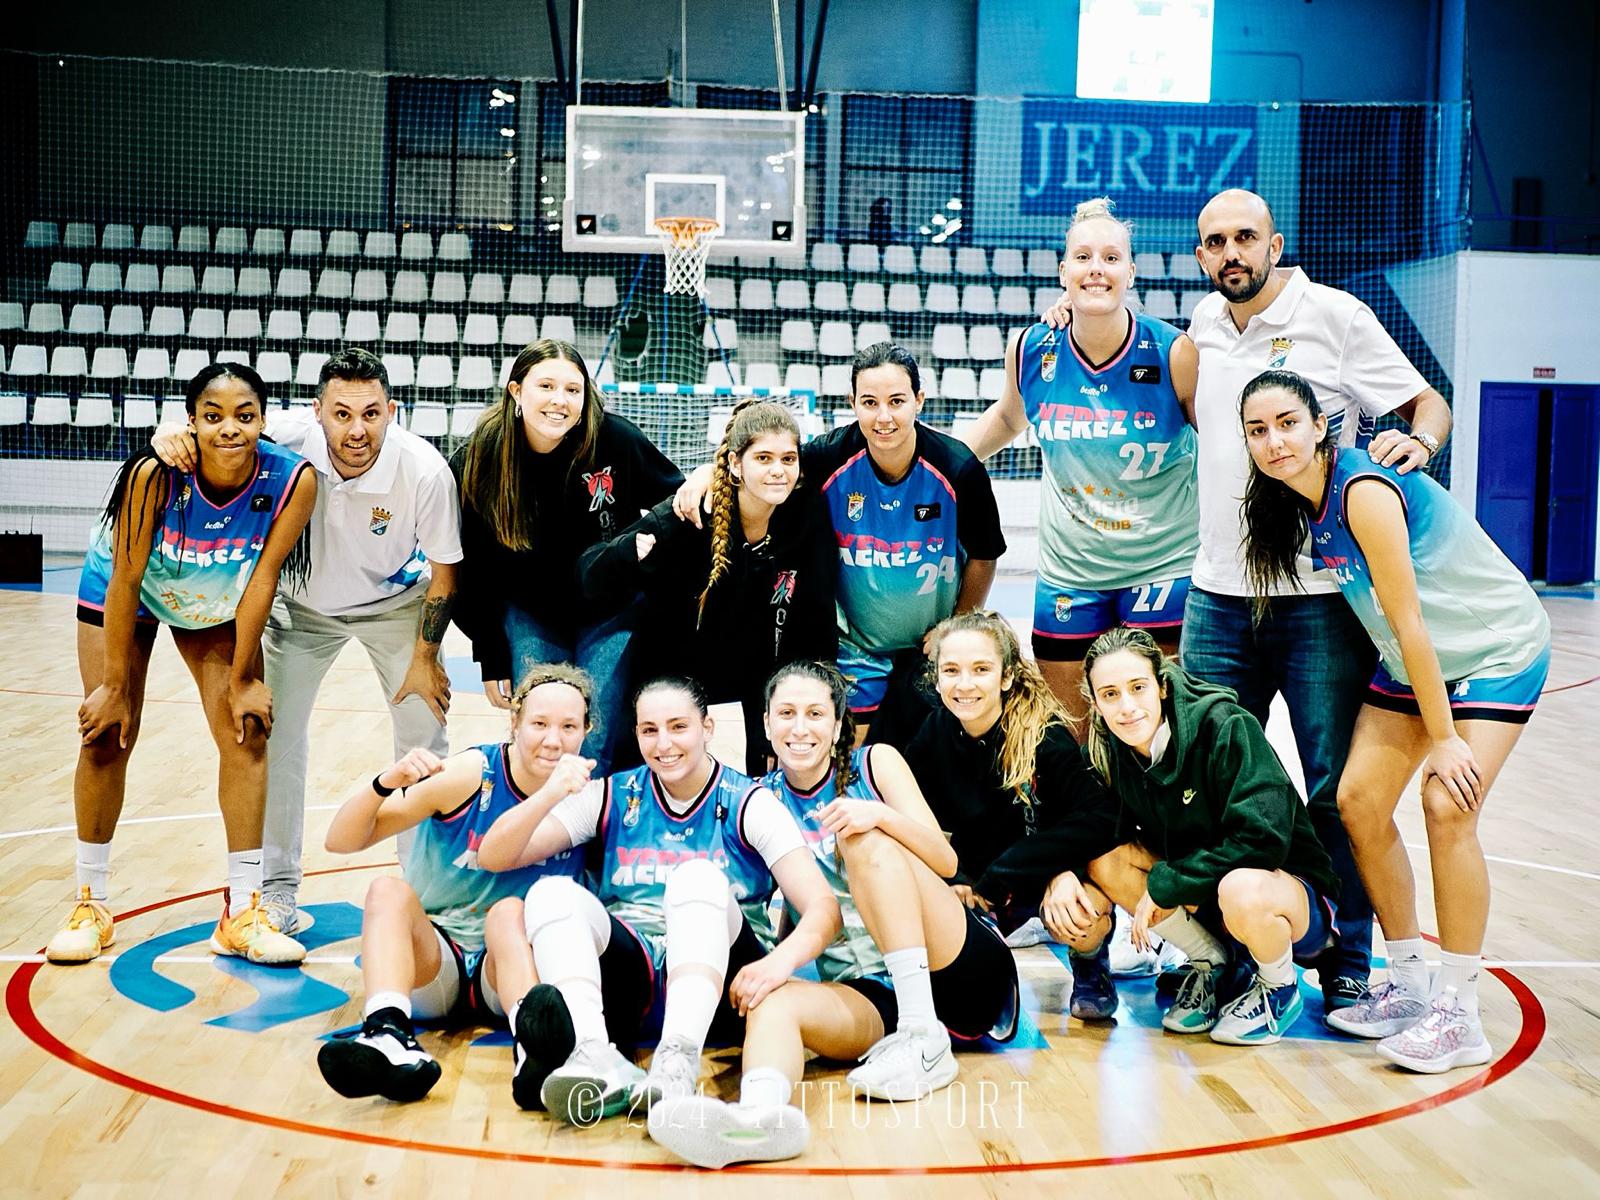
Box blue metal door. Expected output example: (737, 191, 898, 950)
(1546, 385, 1599, 585)
(1475, 383, 1539, 577)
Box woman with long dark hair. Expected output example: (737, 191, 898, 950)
(1238, 368, 1551, 1072)
(49, 363, 316, 966)
(454, 339, 682, 771)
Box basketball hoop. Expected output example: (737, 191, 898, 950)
(654, 216, 721, 297)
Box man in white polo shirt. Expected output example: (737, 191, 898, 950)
(155, 347, 461, 933)
(1182, 189, 1453, 1015)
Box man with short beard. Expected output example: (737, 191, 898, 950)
(1180, 189, 1453, 1019)
(155, 347, 461, 933)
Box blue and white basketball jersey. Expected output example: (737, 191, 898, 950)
(764, 747, 887, 982)
(1018, 314, 1198, 588)
(405, 743, 584, 949)
(821, 443, 963, 654)
(593, 761, 780, 947)
(78, 439, 310, 630)
(1310, 447, 1551, 684)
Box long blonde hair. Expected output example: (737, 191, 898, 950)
(1078, 626, 1168, 783)
(460, 339, 606, 552)
(928, 611, 1069, 801)
(699, 399, 800, 625)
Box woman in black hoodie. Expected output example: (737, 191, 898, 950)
(578, 400, 837, 774)
(1052, 627, 1341, 1049)
(904, 610, 1122, 1021)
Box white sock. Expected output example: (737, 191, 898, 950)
(365, 991, 412, 1021)
(227, 850, 263, 915)
(1256, 946, 1295, 988)
(1436, 949, 1481, 1016)
(1151, 909, 1228, 969)
(529, 912, 609, 1044)
(740, 1066, 793, 1111)
(76, 840, 111, 901)
(1384, 937, 1430, 995)
(658, 971, 720, 1053)
(883, 946, 938, 1031)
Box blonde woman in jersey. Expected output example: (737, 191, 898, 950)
(649, 660, 1018, 1169)
(958, 197, 1199, 719)
(316, 665, 593, 1107)
(1239, 369, 1551, 1073)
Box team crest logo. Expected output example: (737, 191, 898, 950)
(369, 506, 392, 536)
(1040, 352, 1056, 383)
(846, 492, 865, 522)
(173, 483, 191, 511)
(477, 774, 494, 812)
(771, 570, 797, 605)
(583, 466, 615, 513)
(622, 779, 643, 828)
(1268, 337, 1294, 368)
(1054, 593, 1073, 622)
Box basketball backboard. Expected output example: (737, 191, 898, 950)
(564, 106, 806, 255)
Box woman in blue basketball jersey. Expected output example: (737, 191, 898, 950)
(50, 363, 316, 969)
(675, 344, 1007, 749)
(579, 400, 837, 775)
(959, 197, 1200, 720)
(1239, 370, 1552, 1073)
(649, 660, 1018, 1169)
(454, 339, 682, 772)
(316, 664, 594, 1106)
(475, 674, 840, 1130)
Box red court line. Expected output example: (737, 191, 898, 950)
(3, 867, 1548, 1178)
(1541, 672, 1600, 695)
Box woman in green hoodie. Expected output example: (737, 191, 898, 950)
(1041, 626, 1341, 1046)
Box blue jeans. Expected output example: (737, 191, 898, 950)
(504, 605, 636, 774)
(1180, 587, 1375, 980)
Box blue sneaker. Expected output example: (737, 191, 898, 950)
(1067, 943, 1119, 1020)
(1210, 975, 1304, 1045)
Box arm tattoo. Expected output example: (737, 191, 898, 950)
(419, 594, 455, 646)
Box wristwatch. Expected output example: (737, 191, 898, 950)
(1411, 431, 1440, 459)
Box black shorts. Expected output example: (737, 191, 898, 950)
(430, 921, 499, 1028)
(600, 914, 768, 1050)
(842, 907, 1021, 1043)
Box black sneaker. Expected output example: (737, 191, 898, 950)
(1322, 973, 1368, 1013)
(512, 984, 577, 1111)
(317, 1006, 441, 1103)
(1067, 942, 1119, 1020)
(1156, 963, 1196, 999)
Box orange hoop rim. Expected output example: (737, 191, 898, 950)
(653, 215, 721, 248)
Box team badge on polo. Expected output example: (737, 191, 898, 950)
(846, 491, 865, 522)
(1040, 351, 1056, 382)
(369, 506, 391, 536)
(1268, 337, 1294, 368)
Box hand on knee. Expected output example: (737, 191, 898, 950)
(1421, 781, 1481, 836)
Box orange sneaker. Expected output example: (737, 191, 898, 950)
(210, 889, 305, 965)
(46, 886, 115, 963)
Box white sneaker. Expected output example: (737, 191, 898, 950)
(1108, 909, 1161, 977)
(259, 890, 314, 936)
(1004, 916, 1053, 948)
(1375, 989, 1492, 1074)
(648, 1095, 810, 1168)
(1162, 962, 1222, 1033)
(1326, 980, 1430, 1039)
(846, 1023, 958, 1102)
(630, 1034, 703, 1115)
(540, 1039, 645, 1126)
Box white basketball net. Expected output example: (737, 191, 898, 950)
(654, 217, 721, 296)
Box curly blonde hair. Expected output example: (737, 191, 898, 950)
(927, 610, 1069, 803)
(699, 399, 801, 625)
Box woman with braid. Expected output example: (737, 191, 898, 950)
(651, 661, 1016, 1169)
(577, 400, 837, 774)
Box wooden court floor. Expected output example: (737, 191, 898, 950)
(2, 580, 1599, 1198)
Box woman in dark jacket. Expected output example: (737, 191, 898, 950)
(577, 399, 837, 775)
(1054, 626, 1340, 1049)
(452, 339, 682, 772)
(904, 609, 1122, 1020)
